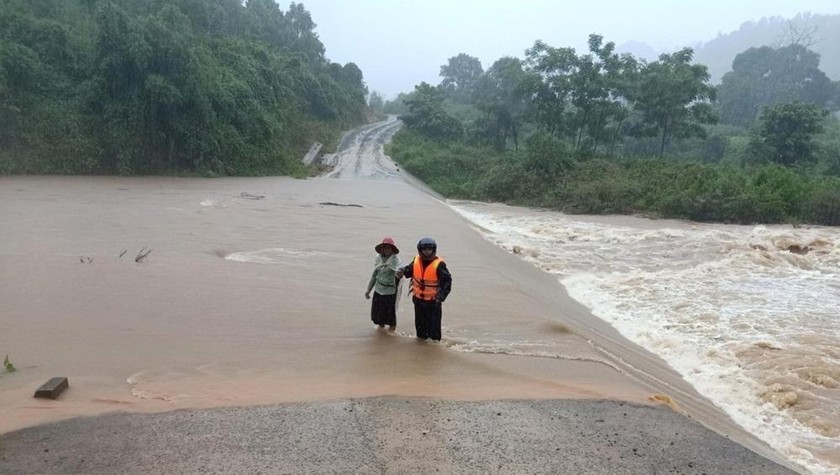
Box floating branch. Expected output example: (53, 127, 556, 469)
(135, 247, 153, 263)
(318, 202, 363, 208)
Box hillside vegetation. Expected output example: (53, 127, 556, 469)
(0, 0, 368, 175)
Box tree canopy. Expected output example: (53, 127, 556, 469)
(387, 31, 840, 226)
(0, 0, 369, 175)
(401, 82, 463, 141)
(396, 36, 718, 160)
(632, 48, 717, 157)
(747, 101, 829, 167)
(717, 44, 835, 126)
(439, 53, 483, 102)
(694, 13, 840, 83)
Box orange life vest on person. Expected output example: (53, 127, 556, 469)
(412, 256, 442, 301)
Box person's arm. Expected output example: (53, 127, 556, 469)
(436, 262, 452, 303)
(365, 264, 377, 299)
(367, 270, 377, 292)
(396, 259, 414, 279)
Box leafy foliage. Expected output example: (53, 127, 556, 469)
(400, 82, 463, 141)
(694, 13, 840, 83)
(439, 53, 483, 102)
(368, 90, 385, 119)
(389, 124, 839, 225)
(385, 32, 839, 226)
(471, 57, 529, 150)
(718, 44, 835, 126)
(631, 49, 717, 157)
(522, 36, 717, 158)
(746, 102, 829, 167)
(530, 35, 639, 156)
(0, 0, 368, 175)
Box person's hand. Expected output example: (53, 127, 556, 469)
(395, 269, 404, 279)
(434, 296, 443, 306)
(365, 291, 371, 300)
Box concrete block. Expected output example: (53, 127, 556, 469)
(34, 377, 69, 399)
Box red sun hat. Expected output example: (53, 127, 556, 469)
(375, 237, 399, 254)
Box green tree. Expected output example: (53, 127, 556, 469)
(472, 56, 529, 150)
(747, 102, 829, 167)
(524, 40, 577, 138)
(383, 92, 411, 115)
(522, 130, 572, 178)
(717, 45, 835, 126)
(524, 35, 638, 155)
(570, 35, 638, 156)
(633, 48, 717, 157)
(401, 82, 463, 141)
(0, 0, 368, 175)
(284, 2, 325, 64)
(439, 53, 483, 102)
(368, 90, 385, 117)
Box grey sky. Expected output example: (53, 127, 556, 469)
(297, 0, 840, 99)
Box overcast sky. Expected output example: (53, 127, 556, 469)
(297, 0, 840, 99)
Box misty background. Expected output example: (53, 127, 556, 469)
(300, 0, 840, 98)
(2, 0, 838, 226)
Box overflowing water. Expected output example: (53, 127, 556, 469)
(1, 118, 828, 472)
(450, 200, 840, 475)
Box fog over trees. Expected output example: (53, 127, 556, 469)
(0, 0, 368, 175)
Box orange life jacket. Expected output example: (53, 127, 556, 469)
(411, 256, 442, 301)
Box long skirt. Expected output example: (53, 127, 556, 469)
(371, 292, 397, 327)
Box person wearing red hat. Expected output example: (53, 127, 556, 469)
(365, 237, 402, 330)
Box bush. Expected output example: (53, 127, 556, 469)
(560, 160, 640, 214)
(805, 180, 840, 225)
(388, 127, 836, 225)
(522, 131, 572, 178)
(477, 157, 543, 203)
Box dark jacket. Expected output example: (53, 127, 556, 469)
(400, 256, 452, 302)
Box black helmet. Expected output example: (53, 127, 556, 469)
(417, 237, 437, 252)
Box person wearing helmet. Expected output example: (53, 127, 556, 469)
(366, 237, 402, 331)
(395, 237, 453, 341)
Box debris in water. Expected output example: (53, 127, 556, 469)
(135, 247, 153, 263)
(240, 192, 265, 200)
(319, 202, 363, 208)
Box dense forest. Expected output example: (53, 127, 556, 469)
(385, 33, 840, 225)
(0, 0, 368, 175)
(3, 2, 839, 225)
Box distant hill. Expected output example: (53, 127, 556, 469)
(694, 13, 840, 83)
(616, 40, 660, 62)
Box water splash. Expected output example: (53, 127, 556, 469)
(451, 200, 840, 475)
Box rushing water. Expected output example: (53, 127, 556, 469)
(450, 200, 840, 475)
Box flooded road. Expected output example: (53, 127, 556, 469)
(0, 117, 802, 472)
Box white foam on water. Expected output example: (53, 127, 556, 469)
(451, 201, 840, 475)
(225, 248, 328, 264)
(442, 334, 621, 369)
(200, 199, 226, 208)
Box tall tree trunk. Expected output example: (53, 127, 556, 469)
(659, 127, 668, 158)
(511, 120, 518, 152)
(591, 111, 606, 155)
(574, 108, 588, 152)
(609, 120, 625, 157)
